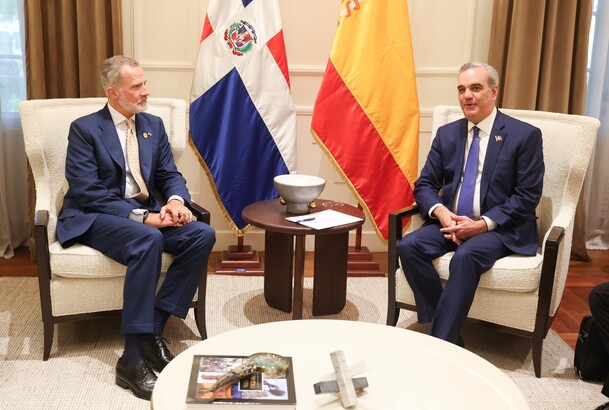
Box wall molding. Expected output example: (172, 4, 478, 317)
(289, 64, 326, 76)
(122, 62, 463, 80)
(139, 63, 196, 71)
(416, 67, 459, 77)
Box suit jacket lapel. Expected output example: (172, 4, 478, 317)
(97, 106, 126, 174)
(480, 110, 507, 203)
(446, 119, 469, 206)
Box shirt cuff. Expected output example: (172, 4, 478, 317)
(167, 195, 184, 204)
(429, 203, 442, 219)
(481, 215, 497, 231)
(128, 209, 149, 223)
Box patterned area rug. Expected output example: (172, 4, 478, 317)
(0, 276, 606, 409)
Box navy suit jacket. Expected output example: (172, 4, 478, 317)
(57, 104, 191, 247)
(414, 109, 544, 255)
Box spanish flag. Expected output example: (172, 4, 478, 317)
(311, 0, 419, 240)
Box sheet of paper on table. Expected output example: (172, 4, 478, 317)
(285, 209, 363, 230)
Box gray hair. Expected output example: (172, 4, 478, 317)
(100, 55, 140, 95)
(459, 62, 499, 88)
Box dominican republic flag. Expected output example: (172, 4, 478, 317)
(311, 0, 419, 240)
(189, 0, 297, 235)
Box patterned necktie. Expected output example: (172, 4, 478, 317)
(456, 126, 479, 218)
(126, 118, 149, 201)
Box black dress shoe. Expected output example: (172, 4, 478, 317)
(142, 335, 175, 372)
(115, 359, 157, 401)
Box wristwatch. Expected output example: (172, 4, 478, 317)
(129, 209, 149, 223)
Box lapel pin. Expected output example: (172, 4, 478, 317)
(143, 132, 150, 139)
(495, 135, 503, 142)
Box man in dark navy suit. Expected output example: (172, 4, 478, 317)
(57, 55, 215, 400)
(397, 62, 544, 347)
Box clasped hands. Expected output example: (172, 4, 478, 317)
(433, 205, 487, 245)
(145, 199, 194, 228)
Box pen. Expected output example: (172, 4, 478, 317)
(297, 217, 316, 223)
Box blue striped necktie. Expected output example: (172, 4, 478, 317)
(457, 126, 479, 218)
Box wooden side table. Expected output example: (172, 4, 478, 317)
(242, 198, 365, 319)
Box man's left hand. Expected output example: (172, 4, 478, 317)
(440, 215, 488, 243)
(160, 199, 194, 226)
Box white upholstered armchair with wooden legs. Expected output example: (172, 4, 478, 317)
(19, 98, 211, 360)
(387, 105, 599, 377)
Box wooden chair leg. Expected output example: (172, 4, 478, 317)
(532, 333, 543, 378)
(42, 318, 53, 361)
(386, 267, 399, 326)
(387, 305, 399, 326)
(194, 274, 208, 340)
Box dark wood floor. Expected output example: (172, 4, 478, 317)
(1, 247, 607, 349)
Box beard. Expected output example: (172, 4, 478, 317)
(118, 93, 147, 115)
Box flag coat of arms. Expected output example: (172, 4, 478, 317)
(311, 0, 419, 240)
(190, 0, 297, 235)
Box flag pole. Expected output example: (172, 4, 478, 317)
(214, 234, 265, 275)
(347, 203, 384, 276)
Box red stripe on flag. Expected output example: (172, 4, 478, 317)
(312, 62, 414, 239)
(266, 30, 290, 88)
(201, 14, 213, 42)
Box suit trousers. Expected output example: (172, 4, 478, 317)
(397, 221, 510, 343)
(589, 282, 609, 396)
(80, 214, 216, 334)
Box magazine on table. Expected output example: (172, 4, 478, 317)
(186, 354, 296, 408)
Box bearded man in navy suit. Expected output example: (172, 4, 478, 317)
(57, 55, 215, 400)
(397, 62, 544, 347)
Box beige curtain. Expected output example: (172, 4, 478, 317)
(488, 0, 593, 261)
(0, 0, 28, 259)
(23, 0, 123, 258)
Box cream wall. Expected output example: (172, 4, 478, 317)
(122, 0, 494, 252)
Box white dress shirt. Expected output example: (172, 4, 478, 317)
(429, 107, 498, 231)
(107, 105, 183, 216)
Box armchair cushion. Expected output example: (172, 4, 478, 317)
(430, 253, 543, 292)
(49, 242, 173, 279)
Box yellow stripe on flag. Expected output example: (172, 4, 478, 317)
(311, 0, 419, 240)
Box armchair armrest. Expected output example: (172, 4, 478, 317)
(388, 204, 420, 275)
(535, 225, 565, 336)
(389, 204, 420, 240)
(387, 203, 420, 326)
(34, 209, 54, 342)
(189, 201, 211, 225)
(34, 210, 51, 277)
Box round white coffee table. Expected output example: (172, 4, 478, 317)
(151, 320, 528, 409)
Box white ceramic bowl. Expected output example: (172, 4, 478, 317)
(273, 174, 326, 214)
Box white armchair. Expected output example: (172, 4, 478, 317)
(19, 97, 211, 360)
(387, 105, 599, 377)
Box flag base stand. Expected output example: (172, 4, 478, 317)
(347, 246, 385, 277)
(214, 237, 264, 276)
(347, 205, 385, 277)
